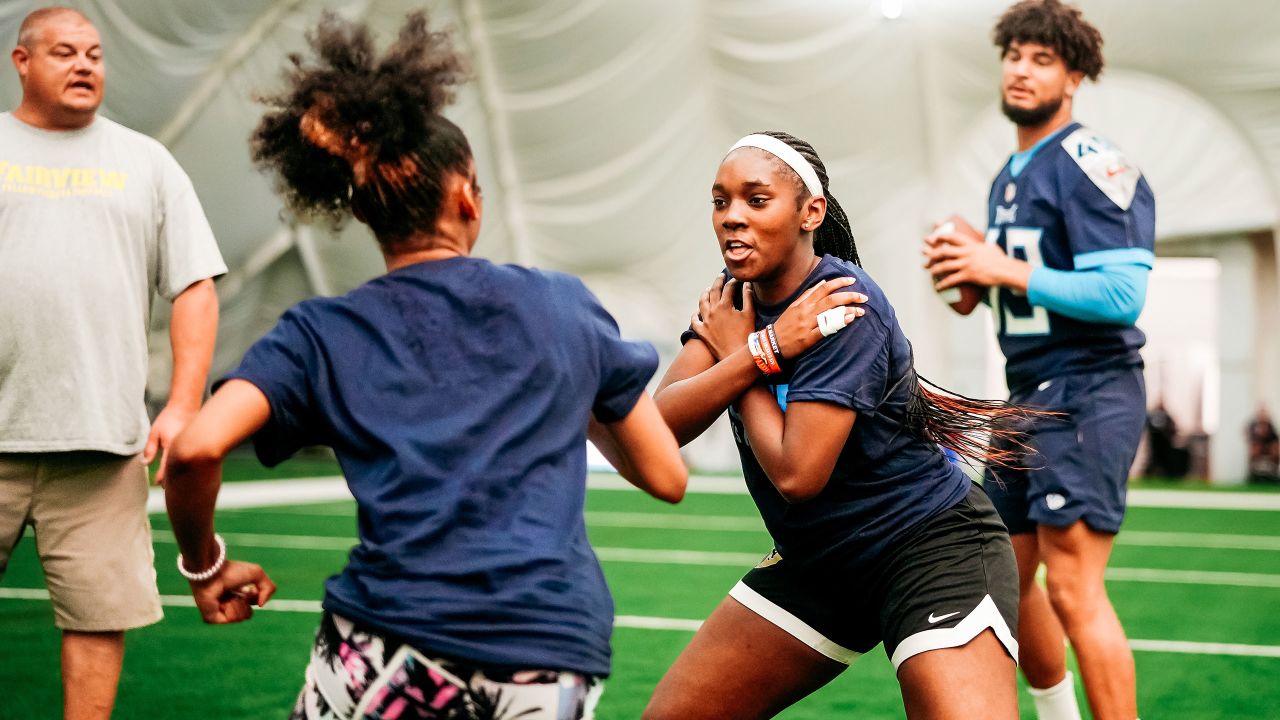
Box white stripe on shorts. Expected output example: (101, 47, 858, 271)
(729, 581, 861, 665)
(889, 594, 1019, 669)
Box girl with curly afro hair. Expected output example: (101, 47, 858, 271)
(161, 12, 688, 719)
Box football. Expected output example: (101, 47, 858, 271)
(936, 277, 984, 315)
(927, 220, 984, 315)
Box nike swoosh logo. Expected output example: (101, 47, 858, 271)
(927, 611, 960, 624)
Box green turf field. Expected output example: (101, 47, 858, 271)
(2, 464, 1278, 718)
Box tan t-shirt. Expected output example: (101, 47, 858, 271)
(0, 113, 226, 454)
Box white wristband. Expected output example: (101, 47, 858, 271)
(177, 533, 227, 582)
(817, 308, 849, 337)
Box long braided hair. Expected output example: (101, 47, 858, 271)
(758, 131, 1041, 469)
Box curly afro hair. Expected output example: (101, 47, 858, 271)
(251, 11, 472, 246)
(993, 0, 1104, 80)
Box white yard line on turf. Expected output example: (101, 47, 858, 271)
(146, 530, 1280, 588)
(586, 522, 1280, 553)
(159, 512, 1280, 554)
(1126, 639, 1280, 658)
(1, 587, 1277, 659)
(0, 587, 321, 614)
(221, 506, 1280, 553)
(151, 529, 354, 550)
(1119, 531, 1280, 551)
(1125, 489, 1280, 511)
(248, 507, 1280, 555)
(146, 477, 353, 514)
(590, 476, 1280, 510)
(1104, 567, 1280, 589)
(585, 512, 764, 531)
(153, 476, 1280, 514)
(592, 547, 765, 566)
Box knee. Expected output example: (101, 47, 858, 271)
(1044, 575, 1101, 627)
(1017, 640, 1065, 688)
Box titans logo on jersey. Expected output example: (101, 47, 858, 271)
(985, 122, 1156, 391)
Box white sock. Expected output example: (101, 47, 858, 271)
(1028, 671, 1082, 720)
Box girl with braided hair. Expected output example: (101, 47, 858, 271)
(161, 12, 686, 720)
(644, 132, 1026, 719)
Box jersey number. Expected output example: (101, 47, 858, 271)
(985, 226, 1050, 336)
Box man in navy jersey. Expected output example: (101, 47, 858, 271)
(924, 2, 1153, 719)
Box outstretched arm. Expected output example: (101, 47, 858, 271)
(588, 393, 687, 503)
(165, 379, 277, 623)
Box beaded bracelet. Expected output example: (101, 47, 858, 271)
(177, 533, 227, 582)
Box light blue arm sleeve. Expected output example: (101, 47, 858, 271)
(1026, 263, 1150, 325)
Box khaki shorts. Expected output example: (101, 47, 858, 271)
(0, 452, 163, 631)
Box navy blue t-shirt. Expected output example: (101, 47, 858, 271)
(986, 122, 1156, 392)
(220, 256, 657, 677)
(687, 255, 970, 575)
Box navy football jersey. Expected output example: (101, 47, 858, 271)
(985, 122, 1156, 391)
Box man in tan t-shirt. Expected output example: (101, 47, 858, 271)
(0, 8, 225, 719)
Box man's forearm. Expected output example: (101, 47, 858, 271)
(993, 255, 1034, 294)
(168, 279, 219, 409)
(1026, 263, 1148, 324)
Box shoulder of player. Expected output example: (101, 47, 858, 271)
(277, 294, 344, 332)
(497, 264, 598, 305)
(1054, 126, 1145, 209)
(812, 257, 893, 327)
(522, 264, 579, 286)
(795, 289, 893, 364)
(1054, 126, 1138, 172)
(813, 255, 871, 287)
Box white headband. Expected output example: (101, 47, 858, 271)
(727, 134, 824, 198)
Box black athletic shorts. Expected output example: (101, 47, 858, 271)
(731, 483, 1019, 669)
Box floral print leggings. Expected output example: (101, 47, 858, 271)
(289, 613, 602, 720)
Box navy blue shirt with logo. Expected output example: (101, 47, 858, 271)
(686, 255, 970, 575)
(221, 257, 657, 677)
(985, 121, 1156, 392)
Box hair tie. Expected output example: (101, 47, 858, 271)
(300, 101, 373, 185)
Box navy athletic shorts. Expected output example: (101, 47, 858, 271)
(731, 483, 1019, 669)
(984, 367, 1146, 535)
